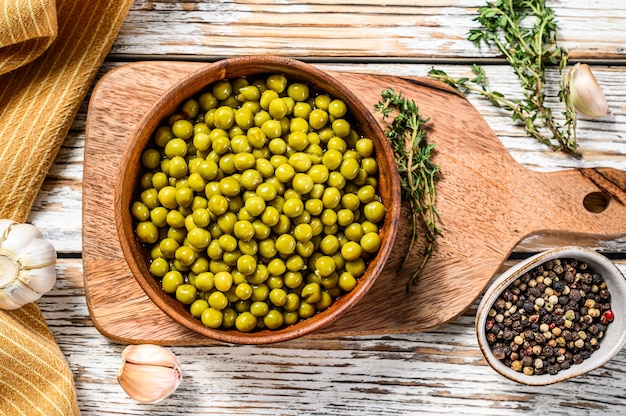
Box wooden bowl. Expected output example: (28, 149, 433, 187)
(476, 246, 626, 385)
(115, 56, 401, 344)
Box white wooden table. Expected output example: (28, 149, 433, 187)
(30, 1, 626, 414)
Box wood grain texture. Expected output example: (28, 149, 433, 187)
(22, 1, 626, 414)
(83, 61, 626, 345)
(112, 0, 626, 60)
(41, 259, 626, 415)
(31, 62, 626, 254)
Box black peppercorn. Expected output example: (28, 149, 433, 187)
(484, 257, 613, 377)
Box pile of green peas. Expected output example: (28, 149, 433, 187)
(131, 73, 386, 333)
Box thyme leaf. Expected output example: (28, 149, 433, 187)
(375, 88, 442, 291)
(429, 0, 578, 155)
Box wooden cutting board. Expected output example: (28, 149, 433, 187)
(83, 61, 626, 345)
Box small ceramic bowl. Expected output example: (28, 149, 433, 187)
(476, 246, 626, 385)
(115, 56, 401, 344)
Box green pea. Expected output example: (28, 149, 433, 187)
(166, 156, 187, 179)
(282, 198, 304, 218)
(252, 109, 270, 128)
(275, 234, 296, 255)
(238, 84, 260, 101)
(161, 270, 184, 293)
(250, 301, 269, 317)
(212, 80, 232, 100)
(191, 257, 210, 275)
(296, 241, 315, 258)
(269, 288, 288, 307)
(341, 241, 362, 261)
(257, 88, 278, 109)
(284, 271, 303, 289)
(149, 257, 170, 277)
(237, 254, 257, 276)
(287, 82, 309, 101)
(235, 312, 258, 332)
(219, 176, 241, 197)
(176, 283, 197, 305)
(217, 234, 237, 252)
(293, 102, 312, 119)
(301, 282, 322, 303)
(336, 209, 355, 227)
(233, 152, 256, 171)
(207, 292, 228, 312)
(315, 255, 336, 277)
(363, 201, 386, 223)
(175, 245, 197, 267)
(158, 238, 178, 259)
(275, 163, 296, 183)
(263, 310, 284, 329)
(267, 259, 286, 277)
(266, 74, 287, 93)
(154, 126, 174, 147)
(261, 206, 281, 227)
(298, 302, 316, 318)
(328, 99, 347, 118)
(136, 221, 159, 244)
(190, 299, 209, 318)
(195, 272, 215, 291)
(206, 194, 227, 216)
(187, 227, 211, 250)
(213, 271, 233, 292)
(320, 235, 339, 255)
(331, 118, 351, 138)
(345, 258, 366, 278)
(340, 158, 360, 180)
(261, 119, 283, 140)
(131, 201, 150, 222)
(141, 148, 161, 170)
(357, 185, 376, 203)
(246, 221, 267, 241)
(288, 152, 312, 173)
(287, 131, 309, 151)
(309, 108, 328, 130)
(293, 223, 313, 242)
(314, 95, 331, 110)
(322, 149, 342, 171)
(321, 187, 341, 209)
(233, 282, 252, 300)
(361, 232, 382, 253)
(269, 97, 289, 120)
(171, 120, 194, 140)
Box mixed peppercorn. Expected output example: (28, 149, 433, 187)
(485, 258, 614, 376)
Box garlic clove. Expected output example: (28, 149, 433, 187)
(568, 63, 610, 118)
(16, 237, 57, 268)
(117, 344, 182, 404)
(18, 264, 57, 294)
(0, 280, 42, 310)
(1, 222, 43, 258)
(0, 219, 57, 310)
(0, 287, 27, 310)
(0, 219, 13, 240)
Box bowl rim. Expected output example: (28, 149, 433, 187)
(114, 55, 401, 344)
(476, 246, 626, 385)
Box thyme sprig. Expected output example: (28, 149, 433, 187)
(429, 0, 578, 155)
(375, 88, 442, 291)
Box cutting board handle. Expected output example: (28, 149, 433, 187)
(521, 166, 626, 240)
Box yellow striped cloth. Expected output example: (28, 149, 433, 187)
(0, 0, 133, 414)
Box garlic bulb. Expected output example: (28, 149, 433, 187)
(568, 63, 610, 118)
(117, 344, 182, 404)
(0, 219, 57, 310)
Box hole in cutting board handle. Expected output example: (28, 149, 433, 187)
(583, 191, 611, 213)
